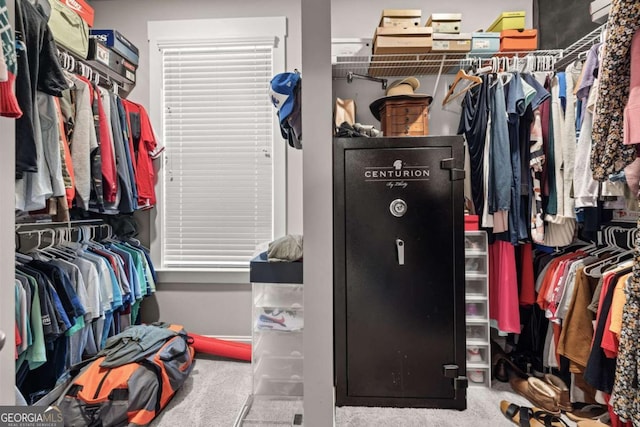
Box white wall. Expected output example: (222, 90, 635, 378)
(0, 0, 16, 406)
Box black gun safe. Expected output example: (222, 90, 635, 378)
(333, 136, 468, 409)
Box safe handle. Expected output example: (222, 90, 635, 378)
(396, 239, 405, 265)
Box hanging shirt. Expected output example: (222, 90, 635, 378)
(14, 0, 67, 179)
(457, 75, 490, 217)
(122, 100, 161, 209)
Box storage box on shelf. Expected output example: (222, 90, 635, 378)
(379, 9, 422, 29)
(87, 38, 137, 84)
(465, 230, 491, 388)
(487, 11, 526, 32)
(426, 13, 462, 34)
(590, 0, 611, 24)
(500, 29, 538, 52)
(373, 26, 433, 55)
(432, 33, 472, 53)
(471, 32, 500, 55)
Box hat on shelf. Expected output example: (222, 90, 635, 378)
(269, 71, 301, 124)
(368, 76, 433, 121)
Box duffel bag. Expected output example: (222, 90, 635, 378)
(58, 324, 195, 427)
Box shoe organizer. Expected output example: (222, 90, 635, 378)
(465, 254, 487, 275)
(254, 356, 303, 383)
(253, 330, 303, 361)
(465, 324, 489, 343)
(254, 308, 304, 333)
(465, 301, 488, 320)
(466, 344, 489, 365)
(464, 233, 487, 254)
(465, 277, 487, 297)
(467, 368, 490, 387)
(254, 283, 303, 309)
(254, 378, 304, 397)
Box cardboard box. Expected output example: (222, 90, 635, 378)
(88, 39, 137, 83)
(373, 27, 433, 55)
(471, 32, 500, 54)
(331, 38, 373, 59)
(487, 11, 526, 32)
(590, 0, 611, 24)
(60, 0, 94, 26)
(426, 13, 462, 34)
(90, 29, 139, 65)
(431, 33, 471, 53)
(500, 29, 538, 52)
(379, 9, 421, 28)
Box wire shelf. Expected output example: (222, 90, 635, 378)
(332, 49, 564, 79)
(555, 23, 607, 70)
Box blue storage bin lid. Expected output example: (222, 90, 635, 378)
(472, 32, 500, 39)
(250, 252, 303, 284)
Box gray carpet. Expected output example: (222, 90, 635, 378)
(152, 356, 578, 427)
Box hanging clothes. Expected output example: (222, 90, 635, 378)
(591, 0, 640, 180)
(458, 75, 490, 218)
(14, 228, 156, 404)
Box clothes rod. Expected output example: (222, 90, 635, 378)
(15, 219, 104, 231)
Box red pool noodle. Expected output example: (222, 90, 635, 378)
(188, 333, 252, 361)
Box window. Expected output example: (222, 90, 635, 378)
(148, 18, 287, 280)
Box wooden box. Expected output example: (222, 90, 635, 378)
(380, 99, 429, 137)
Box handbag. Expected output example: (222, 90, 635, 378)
(48, 0, 89, 59)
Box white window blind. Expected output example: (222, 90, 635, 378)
(160, 42, 275, 268)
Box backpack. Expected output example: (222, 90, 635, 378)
(58, 324, 195, 427)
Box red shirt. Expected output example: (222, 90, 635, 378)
(122, 100, 159, 209)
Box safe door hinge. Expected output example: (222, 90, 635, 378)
(440, 158, 465, 181)
(443, 364, 468, 390)
(443, 364, 459, 378)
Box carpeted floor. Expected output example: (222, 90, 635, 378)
(152, 355, 578, 427)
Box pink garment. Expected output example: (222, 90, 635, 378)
(493, 211, 508, 233)
(489, 241, 520, 334)
(624, 30, 640, 145)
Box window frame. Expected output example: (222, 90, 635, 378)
(148, 17, 287, 284)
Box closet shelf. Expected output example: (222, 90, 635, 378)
(332, 49, 564, 79)
(555, 23, 607, 70)
(57, 45, 135, 98)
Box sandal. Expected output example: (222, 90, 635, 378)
(566, 404, 608, 422)
(501, 401, 571, 427)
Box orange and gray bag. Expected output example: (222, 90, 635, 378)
(58, 324, 195, 427)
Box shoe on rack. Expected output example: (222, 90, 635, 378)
(500, 400, 570, 427)
(467, 347, 483, 363)
(468, 370, 485, 384)
(257, 309, 303, 332)
(466, 303, 479, 317)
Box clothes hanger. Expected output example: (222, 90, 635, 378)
(442, 69, 483, 106)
